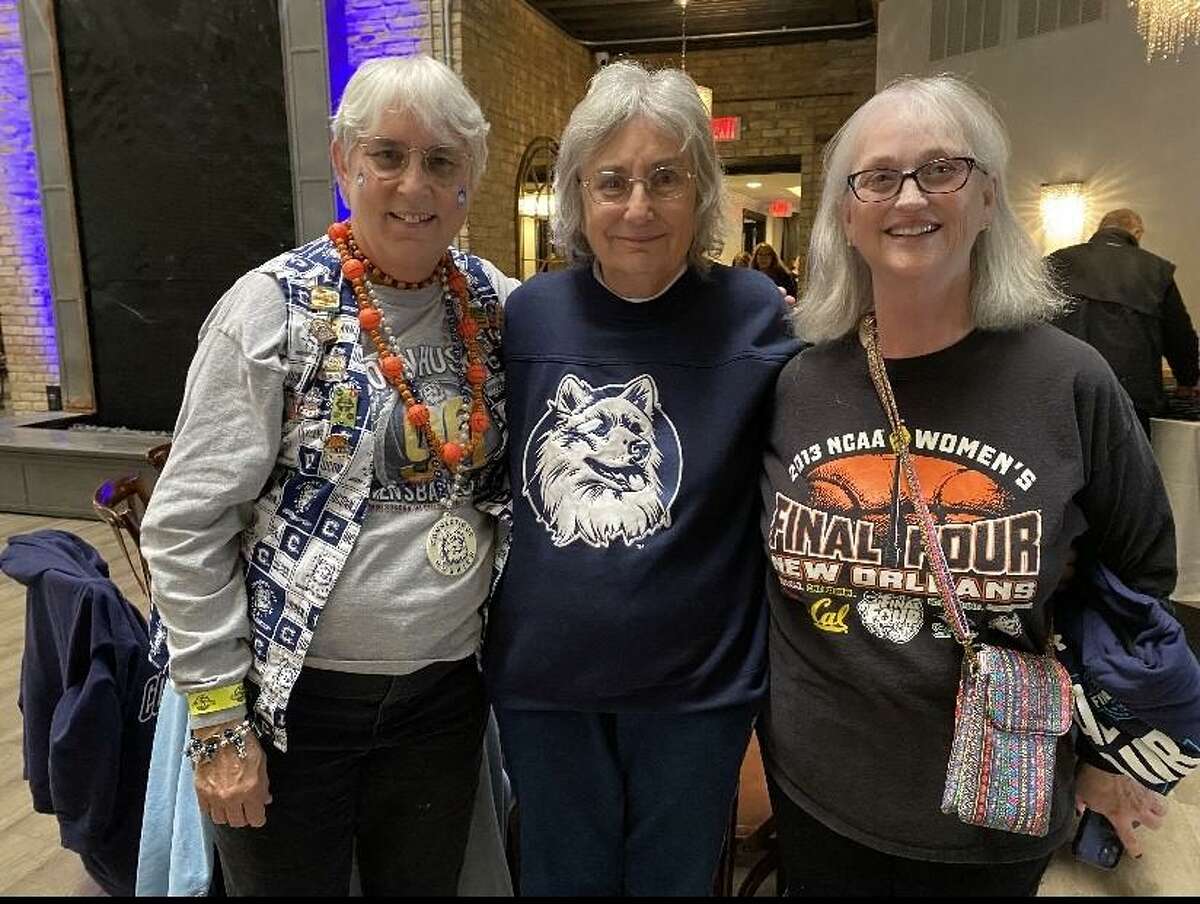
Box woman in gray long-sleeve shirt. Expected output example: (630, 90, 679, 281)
(141, 55, 518, 896)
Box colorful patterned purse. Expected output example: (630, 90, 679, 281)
(859, 315, 1074, 837)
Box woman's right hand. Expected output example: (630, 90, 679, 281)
(193, 718, 272, 828)
(1075, 763, 1167, 858)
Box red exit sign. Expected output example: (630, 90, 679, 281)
(769, 199, 795, 218)
(710, 116, 741, 142)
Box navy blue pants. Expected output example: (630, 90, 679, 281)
(496, 705, 756, 896)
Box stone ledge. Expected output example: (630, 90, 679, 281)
(0, 414, 163, 518)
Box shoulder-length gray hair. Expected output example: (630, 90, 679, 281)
(796, 74, 1065, 343)
(330, 55, 490, 187)
(552, 61, 726, 270)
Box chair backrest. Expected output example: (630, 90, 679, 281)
(93, 475, 153, 600)
(147, 442, 171, 473)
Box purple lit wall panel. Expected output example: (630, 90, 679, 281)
(326, 0, 429, 221)
(0, 0, 59, 374)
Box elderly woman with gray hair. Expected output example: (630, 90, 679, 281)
(759, 75, 1177, 895)
(142, 55, 517, 895)
(482, 61, 799, 895)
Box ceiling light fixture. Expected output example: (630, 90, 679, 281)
(679, 0, 713, 114)
(1129, 0, 1200, 61)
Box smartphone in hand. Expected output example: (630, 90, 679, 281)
(1072, 810, 1124, 870)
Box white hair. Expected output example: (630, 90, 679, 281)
(330, 55, 490, 186)
(795, 74, 1066, 343)
(552, 61, 726, 270)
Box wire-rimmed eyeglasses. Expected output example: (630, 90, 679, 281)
(357, 138, 472, 185)
(581, 165, 695, 204)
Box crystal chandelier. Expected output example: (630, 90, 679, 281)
(1129, 0, 1200, 61)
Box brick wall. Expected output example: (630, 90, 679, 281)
(458, 0, 593, 273)
(629, 37, 877, 275)
(0, 0, 59, 414)
(342, 0, 442, 63)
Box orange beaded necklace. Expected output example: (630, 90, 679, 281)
(327, 220, 490, 475)
(346, 232, 440, 290)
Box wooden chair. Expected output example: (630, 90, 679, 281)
(714, 730, 782, 896)
(147, 442, 172, 473)
(92, 475, 153, 600)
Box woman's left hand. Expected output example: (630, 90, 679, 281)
(1075, 763, 1168, 858)
(777, 285, 797, 308)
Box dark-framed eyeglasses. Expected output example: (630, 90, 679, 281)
(581, 164, 695, 204)
(846, 156, 987, 203)
(357, 138, 471, 185)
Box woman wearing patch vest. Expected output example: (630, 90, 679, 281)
(141, 56, 517, 896)
(483, 61, 801, 895)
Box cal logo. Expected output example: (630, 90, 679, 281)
(810, 598, 849, 634)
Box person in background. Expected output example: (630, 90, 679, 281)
(732, 249, 752, 267)
(760, 75, 1176, 896)
(1048, 208, 1199, 434)
(141, 56, 517, 896)
(484, 61, 799, 896)
(752, 241, 798, 297)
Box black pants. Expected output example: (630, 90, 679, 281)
(213, 659, 486, 897)
(768, 776, 1052, 897)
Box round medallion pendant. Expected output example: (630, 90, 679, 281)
(426, 513, 477, 576)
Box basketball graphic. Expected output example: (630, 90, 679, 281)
(806, 453, 1010, 533)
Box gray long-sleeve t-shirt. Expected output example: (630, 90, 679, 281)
(141, 262, 517, 728)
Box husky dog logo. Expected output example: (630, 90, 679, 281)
(250, 581, 275, 619)
(523, 373, 681, 548)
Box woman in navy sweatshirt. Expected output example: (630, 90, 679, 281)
(483, 61, 800, 895)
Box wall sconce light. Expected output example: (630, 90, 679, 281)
(1039, 182, 1087, 253)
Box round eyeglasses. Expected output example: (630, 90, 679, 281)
(358, 138, 472, 186)
(581, 165, 695, 204)
(846, 157, 987, 203)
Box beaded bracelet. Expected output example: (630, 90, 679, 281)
(184, 719, 256, 768)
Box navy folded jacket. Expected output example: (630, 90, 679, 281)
(1058, 564, 1200, 793)
(1, 529, 162, 896)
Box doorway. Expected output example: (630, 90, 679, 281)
(742, 211, 766, 253)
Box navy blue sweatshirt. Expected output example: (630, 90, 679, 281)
(484, 263, 800, 711)
(0, 530, 161, 897)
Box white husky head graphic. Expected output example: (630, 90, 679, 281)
(529, 374, 674, 548)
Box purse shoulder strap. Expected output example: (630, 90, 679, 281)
(857, 315, 978, 659)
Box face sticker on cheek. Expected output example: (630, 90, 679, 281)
(355, 171, 365, 187)
(457, 186, 468, 207)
